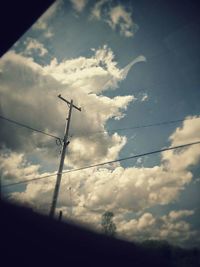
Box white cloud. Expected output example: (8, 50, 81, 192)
(44, 45, 146, 93)
(0, 46, 141, 168)
(3, 113, 199, 247)
(137, 213, 156, 230)
(0, 149, 56, 211)
(141, 93, 148, 102)
(136, 157, 142, 164)
(108, 5, 135, 37)
(1, 47, 200, 247)
(117, 210, 196, 246)
(193, 177, 200, 184)
(23, 38, 48, 57)
(10, 179, 55, 213)
(168, 210, 194, 220)
(0, 50, 43, 72)
(44, 29, 54, 38)
(8, 113, 200, 213)
(1, 51, 199, 208)
(3, 150, 196, 247)
(0, 149, 40, 185)
(5, 114, 199, 223)
(90, 2, 138, 37)
(162, 116, 200, 172)
(0, 51, 60, 155)
(70, 0, 88, 13)
(90, 0, 108, 20)
(33, 0, 63, 37)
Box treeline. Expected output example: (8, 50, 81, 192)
(101, 211, 200, 267)
(1, 200, 200, 267)
(138, 240, 200, 267)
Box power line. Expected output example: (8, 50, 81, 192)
(1, 113, 199, 140)
(0, 114, 61, 140)
(2, 173, 58, 188)
(2, 140, 200, 188)
(76, 116, 200, 136)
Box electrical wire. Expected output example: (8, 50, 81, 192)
(1, 113, 199, 140)
(2, 140, 200, 188)
(75, 116, 200, 137)
(0, 115, 61, 141)
(2, 173, 58, 188)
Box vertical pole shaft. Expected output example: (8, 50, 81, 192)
(69, 186, 73, 217)
(49, 100, 73, 218)
(58, 210, 63, 221)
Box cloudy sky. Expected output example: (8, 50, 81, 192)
(1, 0, 200, 248)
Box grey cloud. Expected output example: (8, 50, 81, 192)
(0, 48, 136, 168)
(0, 52, 65, 153)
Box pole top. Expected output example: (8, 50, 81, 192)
(58, 94, 81, 112)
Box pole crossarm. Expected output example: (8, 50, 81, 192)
(58, 94, 81, 112)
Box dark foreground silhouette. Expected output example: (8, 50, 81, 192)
(1, 200, 199, 267)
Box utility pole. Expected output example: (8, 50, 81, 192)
(58, 210, 63, 221)
(49, 94, 81, 218)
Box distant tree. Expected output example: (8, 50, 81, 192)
(101, 211, 116, 237)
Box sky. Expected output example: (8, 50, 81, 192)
(0, 0, 200, 248)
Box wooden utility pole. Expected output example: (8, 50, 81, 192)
(58, 210, 63, 221)
(49, 94, 81, 218)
